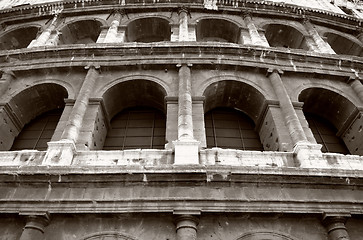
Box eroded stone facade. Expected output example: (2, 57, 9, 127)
(0, 0, 363, 240)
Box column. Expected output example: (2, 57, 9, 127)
(323, 215, 351, 240)
(19, 214, 50, 240)
(303, 18, 335, 54)
(103, 12, 124, 43)
(178, 8, 189, 41)
(267, 69, 322, 166)
(173, 64, 200, 164)
(349, 77, 363, 103)
(43, 65, 99, 165)
(28, 15, 58, 48)
(174, 215, 199, 240)
(242, 13, 269, 47)
(177, 64, 194, 140)
(0, 70, 15, 96)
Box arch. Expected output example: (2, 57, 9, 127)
(203, 80, 267, 125)
(299, 87, 359, 154)
(197, 75, 272, 99)
(205, 107, 263, 150)
(0, 26, 40, 50)
(236, 231, 300, 240)
(99, 75, 170, 97)
(58, 19, 103, 45)
(299, 88, 357, 131)
(78, 231, 137, 240)
(102, 79, 167, 120)
(126, 17, 171, 42)
(263, 24, 309, 50)
(324, 32, 363, 56)
(0, 83, 68, 151)
(196, 18, 240, 43)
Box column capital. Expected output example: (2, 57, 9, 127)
(174, 214, 200, 230)
(20, 213, 50, 232)
(0, 69, 16, 79)
(178, 6, 190, 15)
(85, 64, 101, 70)
(323, 213, 351, 225)
(176, 63, 193, 68)
(267, 68, 284, 77)
(241, 10, 252, 19)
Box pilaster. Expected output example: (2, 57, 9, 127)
(19, 213, 50, 240)
(323, 214, 351, 240)
(61, 65, 100, 143)
(28, 15, 59, 48)
(173, 64, 200, 164)
(267, 69, 322, 166)
(0, 69, 15, 96)
(303, 18, 335, 54)
(178, 7, 190, 41)
(242, 12, 269, 47)
(348, 77, 363, 104)
(174, 212, 200, 240)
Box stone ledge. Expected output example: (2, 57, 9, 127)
(0, 43, 361, 78)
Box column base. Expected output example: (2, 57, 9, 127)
(43, 139, 76, 165)
(293, 142, 323, 167)
(173, 139, 200, 165)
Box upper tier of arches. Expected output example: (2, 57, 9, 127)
(0, 13, 361, 57)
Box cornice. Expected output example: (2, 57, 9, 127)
(0, 0, 362, 32)
(0, 43, 361, 79)
(0, 165, 363, 214)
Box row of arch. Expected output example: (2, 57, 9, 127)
(1, 17, 362, 56)
(4, 78, 361, 155)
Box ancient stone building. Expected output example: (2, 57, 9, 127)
(0, 0, 363, 239)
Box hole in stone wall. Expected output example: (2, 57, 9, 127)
(196, 19, 240, 43)
(264, 24, 309, 50)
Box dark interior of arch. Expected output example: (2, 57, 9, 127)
(264, 24, 309, 50)
(126, 18, 171, 42)
(325, 32, 363, 57)
(59, 20, 102, 44)
(205, 107, 263, 150)
(203, 80, 266, 124)
(103, 106, 166, 150)
(298, 87, 357, 131)
(0, 26, 39, 50)
(8, 83, 67, 128)
(11, 108, 63, 151)
(197, 19, 240, 43)
(102, 80, 167, 120)
(304, 112, 349, 154)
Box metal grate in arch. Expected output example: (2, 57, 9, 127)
(205, 107, 263, 151)
(305, 112, 350, 154)
(103, 106, 166, 150)
(11, 108, 63, 151)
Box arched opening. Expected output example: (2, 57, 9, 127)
(264, 24, 309, 50)
(1, 83, 68, 151)
(299, 88, 357, 154)
(196, 19, 240, 43)
(11, 108, 63, 151)
(58, 20, 102, 45)
(0, 26, 39, 50)
(325, 32, 363, 56)
(103, 106, 166, 150)
(102, 80, 167, 150)
(126, 18, 171, 42)
(203, 80, 266, 150)
(205, 108, 263, 150)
